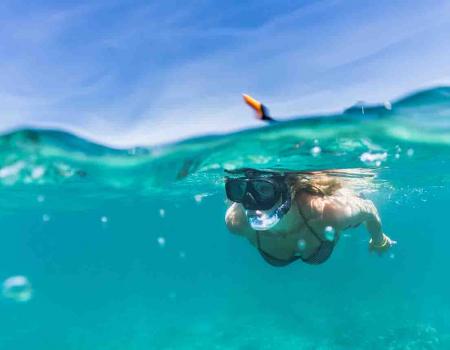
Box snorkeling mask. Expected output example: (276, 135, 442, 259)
(225, 171, 292, 231)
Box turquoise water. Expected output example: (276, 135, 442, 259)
(1, 87, 450, 349)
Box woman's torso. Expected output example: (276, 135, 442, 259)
(245, 188, 355, 263)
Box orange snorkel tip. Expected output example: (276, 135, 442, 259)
(243, 94, 263, 119)
(242, 94, 272, 122)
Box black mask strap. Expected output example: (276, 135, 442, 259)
(277, 184, 291, 216)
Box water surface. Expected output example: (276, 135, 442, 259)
(1, 87, 450, 349)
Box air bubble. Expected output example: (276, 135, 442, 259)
(311, 146, 321, 157)
(407, 148, 414, 157)
(159, 209, 165, 218)
(2, 276, 33, 303)
(297, 239, 307, 251)
(37, 195, 45, 203)
(179, 251, 186, 259)
(194, 193, 209, 203)
(324, 226, 336, 241)
(0, 161, 25, 179)
(157, 237, 166, 247)
(360, 152, 387, 166)
(100, 216, 108, 223)
(31, 166, 45, 180)
(42, 214, 50, 222)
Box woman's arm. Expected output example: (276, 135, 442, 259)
(356, 198, 384, 245)
(225, 203, 254, 236)
(320, 194, 396, 253)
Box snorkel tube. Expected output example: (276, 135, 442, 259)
(243, 94, 275, 122)
(246, 184, 292, 231)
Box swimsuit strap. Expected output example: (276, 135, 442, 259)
(296, 203, 323, 243)
(296, 201, 335, 264)
(256, 230, 262, 250)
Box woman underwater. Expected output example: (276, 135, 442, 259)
(225, 168, 396, 266)
(224, 95, 396, 266)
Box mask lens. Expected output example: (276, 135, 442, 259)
(226, 179, 247, 202)
(250, 179, 279, 209)
(252, 180, 276, 200)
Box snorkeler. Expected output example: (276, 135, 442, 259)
(224, 168, 396, 266)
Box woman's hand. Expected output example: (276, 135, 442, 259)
(369, 233, 397, 255)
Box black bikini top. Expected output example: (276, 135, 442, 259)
(255, 204, 335, 267)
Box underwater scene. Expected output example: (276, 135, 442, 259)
(1, 86, 450, 350)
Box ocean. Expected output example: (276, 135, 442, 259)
(1, 87, 450, 349)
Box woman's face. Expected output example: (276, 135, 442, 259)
(225, 176, 285, 211)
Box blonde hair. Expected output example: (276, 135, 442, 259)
(287, 174, 342, 197)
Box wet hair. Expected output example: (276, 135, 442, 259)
(286, 174, 342, 197)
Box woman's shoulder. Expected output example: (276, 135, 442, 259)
(295, 187, 355, 203)
(332, 187, 357, 198)
(295, 191, 326, 219)
(296, 187, 359, 218)
(225, 203, 254, 236)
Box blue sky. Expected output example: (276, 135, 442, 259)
(1, 0, 450, 146)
